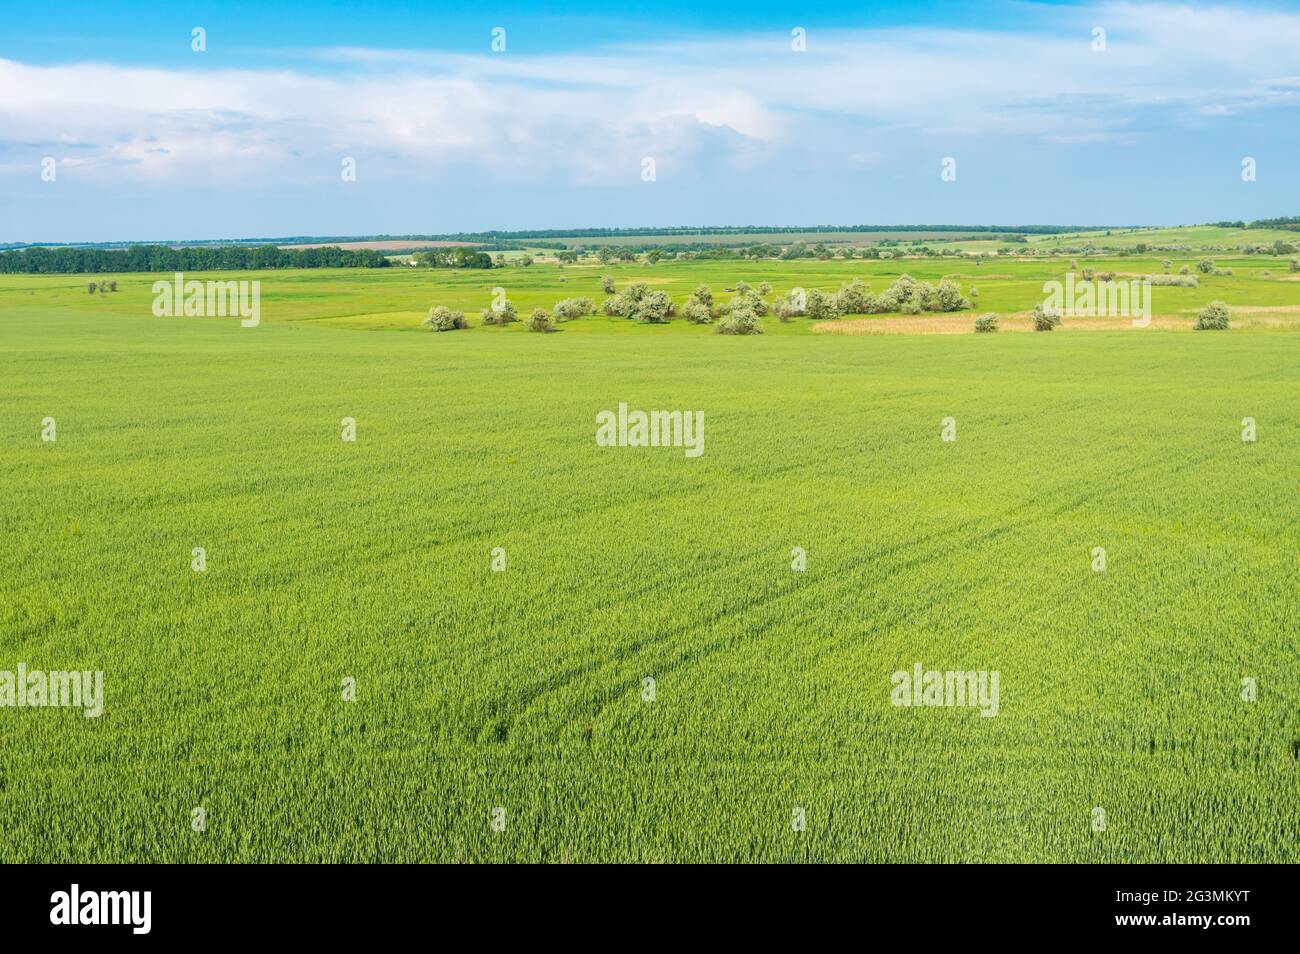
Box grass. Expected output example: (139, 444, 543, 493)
(1023, 224, 1300, 251)
(7, 252, 1299, 334)
(1, 253, 1298, 862)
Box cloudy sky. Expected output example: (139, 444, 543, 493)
(2, 0, 1299, 241)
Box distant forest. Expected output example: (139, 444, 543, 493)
(1213, 216, 1300, 230)
(0, 244, 391, 274)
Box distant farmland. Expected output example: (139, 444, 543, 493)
(548, 230, 1025, 247)
(277, 240, 480, 251)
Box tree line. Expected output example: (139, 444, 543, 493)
(0, 244, 391, 274)
(1211, 217, 1300, 230)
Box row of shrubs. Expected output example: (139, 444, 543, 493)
(1077, 268, 1200, 286)
(602, 275, 977, 333)
(425, 273, 977, 334)
(1079, 262, 1235, 282)
(426, 281, 1231, 335)
(773, 276, 973, 320)
(973, 300, 1232, 333)
(425, 296, 596, 333)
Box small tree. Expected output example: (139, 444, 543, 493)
(109, 280, 118, 292)
(607, 282, 650, 318)
(723, 283, 768, 317)
(934, 278, 970, 312)
(875, 274, 921, 312)
(632, 290, 674, 323)
(772, 289, 806, 320)
(425, 306, 468, 331)
(1032, 303, 1062, 331)
(805, 288, 840, 320)
(715, 305, 763, 335)
(974, 313, 999, 333)
(1290, 258, 1300, 272)
(601, 275, 616, 294)
(480, 299, 518, 325)
(833, 279, 873, 315)
(552, 297, 595, 320)
(682, 285, 715, 323)
(1193, 300, 1230, 330)
(1196, 258, 1215, 274)
(682, 300, 713, 323)
(526, 308, 556, 332)
(88, 282, 97, 294)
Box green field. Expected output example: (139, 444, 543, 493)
(1024, 224, 1300, 250)
(7, 252, 1298, 333)
(2, 255, 1298, 862)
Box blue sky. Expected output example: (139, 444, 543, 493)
(3, 0, 1299, 241)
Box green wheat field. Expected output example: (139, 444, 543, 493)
(2, 250, 1298, 862)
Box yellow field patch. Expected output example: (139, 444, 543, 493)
(1227, 304, 1300, 314)
(1223, 306, 1300, 328)
(814, 307, 1300, 335)
(813, 312, 1194, 335)
(307, 311, 426, 329)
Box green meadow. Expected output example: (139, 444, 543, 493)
(1, 254, 1298, 862)
(6, 252, 1299, 332)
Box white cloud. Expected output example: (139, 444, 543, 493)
(2, 3, 1299, 186)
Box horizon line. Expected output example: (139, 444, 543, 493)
(1, 222, 1230, 249)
